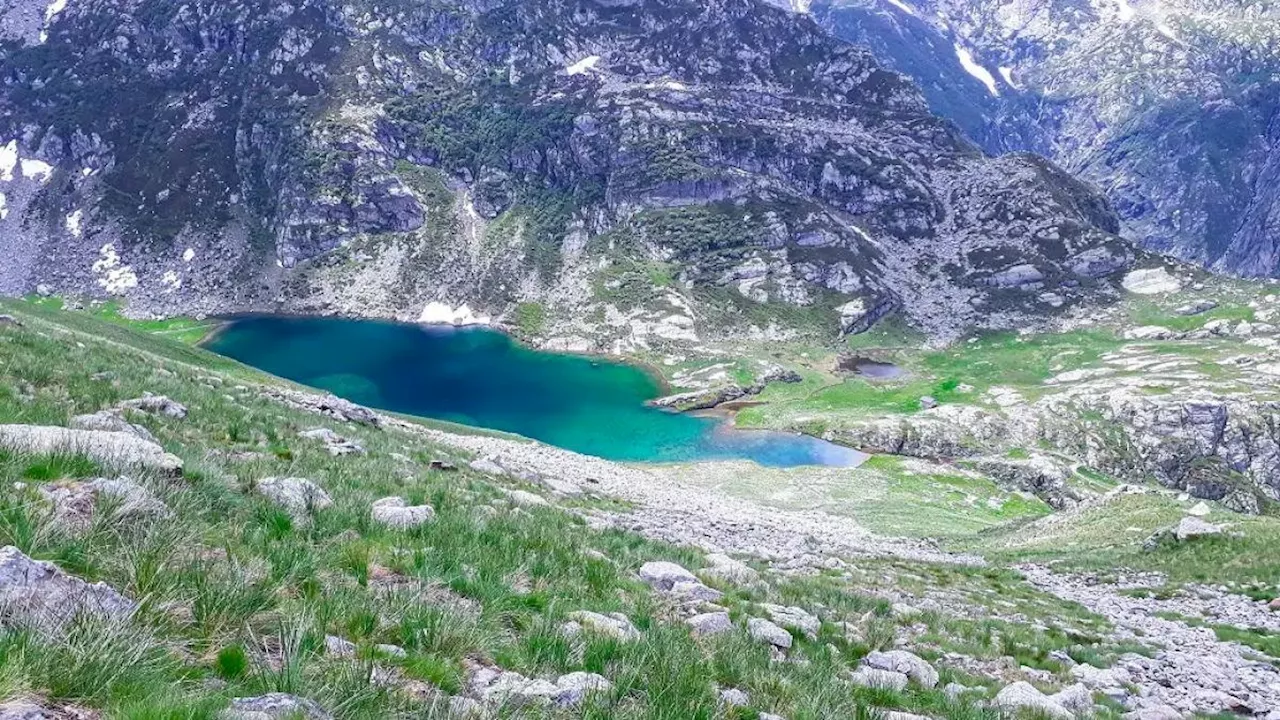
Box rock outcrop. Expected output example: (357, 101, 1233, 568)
(0, 425, 182, 475)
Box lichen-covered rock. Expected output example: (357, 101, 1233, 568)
(0, 545, 135, 633)
(565, 611, 640, 641)
(39, 477, 170, 531)
(0, 425, 182, 475)
(69, 410, 156, 442)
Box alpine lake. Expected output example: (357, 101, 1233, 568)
(205, 315, 867, 468)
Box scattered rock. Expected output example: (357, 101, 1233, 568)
(995, 681, 1072, 720)
(324, 635, 356, 658)
(370, 496, 435, 529)
(747, 617, 792, 649)
(1124, 326, 1179, 341)
(299, 428, 364, 456)
(69, 410, 156, 443)
(1173, 516, 1222, 541)
(849, 667, 909, 691)
(919, 395, 938, 410)
(670, 581, 723, 603)
(429, 459, 457, 471)
(254, 477, 333, 523)
(638, 561, 698, 590)
(718, 688, 749, 707)
(0, 315, 22, 327)
(686, 611, 732, 636)
(1186, 501, 1211, 517)
(1175, 300, 1217, 316)
(701, 553, 759, 585)
(0, 425, 182, 475)
(759, 603, 819, 639)
(503, 489, 549, 508)
(0, 545, 135, 633)
(1052, 683, 1094, 713)
(469, 458, 507, 476)
(862, 650, 938, 688)
(118, 394, 188, 419)
(221, 693, 331, 720)
(1122, 706, 1184, 720)
(566, 611, 640, 641)
(39, 477, 170, 531)
(1122, 267, 1182, 295)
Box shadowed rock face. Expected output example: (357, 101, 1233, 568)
(802, 0, 1280, 278)
(0, 0, 1134, 341)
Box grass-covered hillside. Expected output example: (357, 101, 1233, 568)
(0, 299, 1240, 719)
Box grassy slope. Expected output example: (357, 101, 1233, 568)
(0, 299, 1162, 719)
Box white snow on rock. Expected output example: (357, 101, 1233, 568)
(92, 244, 138, 294)
(565, 56, 600, 76)
(20, 159, 53, 183)
(0, 142, 16, 181)
(999, 66, 1019, 89)
(161, 270, 181, 291)
(0, 193, 7, 220)
(885, 0, 916, 15)
(39, 0, 69, 42)
(954, 44, 999, 96)
(65, 209, 82, 237)
(1111, 0, 1135, 23)
(182, 247, 195, 262)
(418, 301, 490, 326)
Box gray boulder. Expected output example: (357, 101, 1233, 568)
(221, 693, 331, 720)
(1174, 516, 1223, 541)
(565, 610, 640, 641)
(862, 650, 938, 688)
(849, 667, 909, 691)
(39, 477, 170, 531)
(995, 681, 1072, 720)
(118, 394, 188, 419)
(638, 561, 698, 590)
(254, 477, 333, 522)
(747, 617, 792, 649)
(759, 604, 820, 639)
(299, 428, 364, 456)
(370, 496, 435, 529)
(0, 425, 182, 475)
(686, 611, 732, 636)
(69, 410, 156, 442)
(700, 553, 759, 585)
(0, 546, 135, 633)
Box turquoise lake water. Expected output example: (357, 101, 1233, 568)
(205, 315, 866, 467)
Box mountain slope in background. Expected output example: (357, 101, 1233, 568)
(792, 0, 1280, 277)
(0, 0, 1137, 346)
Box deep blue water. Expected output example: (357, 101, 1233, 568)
(205, 315, 866, 467)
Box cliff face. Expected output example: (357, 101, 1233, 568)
(0, 0, 1135, 345)
(800, 0, 1280, 278)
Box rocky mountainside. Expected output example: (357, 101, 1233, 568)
(792, 0, 1280, 278)
(0, 0, 1139, 346)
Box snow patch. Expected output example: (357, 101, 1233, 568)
(885, 0, 916, 16)
(645, 79, 688, 91)
(92, 244, 138, 294)
(81, 167, 92, 177)
(161, 270, 181, 291)
(418, 301, 491, 326)
(0, 141, 17, 181)
(999, 67, 1020, 89)
(954, 44, 999, 96)
(0, 192, 7, 220)
(182, 247, 195, 262)
(39, 0, 68, 42)
(20, 159, 53, 183)
(65, 209, 82, 237)
(565, 56, 600, 76)
(1155, 21, 1177, 40)
(1111, 0, 1135, 23)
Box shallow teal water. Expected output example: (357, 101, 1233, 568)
(206, 315, 866, 467)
